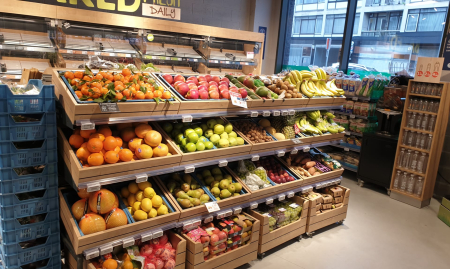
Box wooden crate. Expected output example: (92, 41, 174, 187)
(247, 97, 309, 110)
(57, 126, 183, 186)
(153, 120, 252, 166)
(83, 231, 186, 269)
(50, 68, 181, 125)
(249, 196, 309, 254)
(333, 96, 347, 106)
(59, 187, 181, 255)
(306, 97, 335, 106)
(183, 213, 259, 269)
(305, 186, 350, 233)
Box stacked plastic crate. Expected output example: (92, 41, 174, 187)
(0, 80, 60, 268)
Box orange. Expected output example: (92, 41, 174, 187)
(91, 82, 102, 90)
(128, 138, 143, 152)
(79, 213, 106, 235)
(162, 91, 172, 99)
(103, 136, 118, 151)
(105, 73, 114, 81)
(122, 68, 132, 76)
(153, 143, 169, 157)
(122, 260, 133, 269)
(89, 189, 116, 214)
(75, 91, 83, 98)
(78, 188, 90, 199)
(135, 91, 145, 99)
(114, 81, 124, 87)
(64, 71, 74, 80)
(74, 71, 84, 79)
(118, 149, 133, 162)
(104, 151, 119, 164)
(81, 86, 90, 96)
(115, 92, 123, 100)
(89, 133, 105, 142)
(134, 123, 152, 138)
(135, 144, 153, 159)
(117, 123, 132, 131)
(154, 90, 163, 98)
(82, 75, 92, 81)
(121, 127, 136, 142)
(114, 146, 121, 153)
(144, 91, 154, 99)
(98, 126, 112, 137)
(115, 137, 123, 147)
(99, 149, 106, 156)
(114, 74, 123, 82)
(122, 89, 131, 98)
(80, 129, 96, 139)
(144, 130, 162, 147)
(88, 153, 104, 166)
(94, 74, 103, 80)
(101, 88, 108, 95)
(71, 78, 80, 86)
(71, 198, 88, 221)
(87, 138, 103, 153)
(74, 129, 81, 135)
(76, 147, 91, 162)
(69, 134, 84, 149)
(102, 259, 117, 269)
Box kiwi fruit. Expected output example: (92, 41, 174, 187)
(285, 93, 292, 98)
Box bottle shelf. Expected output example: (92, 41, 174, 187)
(403, 127, 434, 135)
(405, 109, 438, 116)
(399, 145, 430, 154)
(409, 93, 441, 99)
(396, 166, 426, 177)
(390, 189, 421, 200)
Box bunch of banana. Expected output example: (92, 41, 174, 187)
(315, 118, 329, 133)
(322, 111, 335, 119)
(306, 110, 321, 121)
(326, 79, 345, 95)
(314, 68, 327, 80)
(324, 117, 346, 133)
(295, 116, 323, 135)
(300, 80, 314, 98)
(314, 81, 335, 96)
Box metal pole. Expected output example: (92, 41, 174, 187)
(338, 0, 358, 74)
(275, 0, 293, 73)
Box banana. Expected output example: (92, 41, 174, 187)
(290, 71, 299, 84)
(300, 72, 314, 79)
(301, 82, 314, 98)
(319, 68, 327, 80)
(337, 126, 345, 132)
(322, 81, 338, 96)
(315, 69, 323, 80)
(295, 70, 303, 82)
(324, 112, 335, 119)
(310, 76, 319, 82)
(327, 125, 339, 134)
(307, 81, 319, 95)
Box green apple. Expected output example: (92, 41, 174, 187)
(214, 124, 224, 135)
(220, 132, 228, 140)
(175, 133, 184, 144)
(196, 141, 205, 151)
(174, 123, 184, 130)
(205, 129, 214, 138)
(228, 131, 237, 138)
(236, 137, 245, 145)
(224, 123, 233, 134)
(186, 142, 196, 152)
(163, 122, 173, 134)
(218, 138, 229, 148)
(200, 123, 208, 132)
(207, 119, 217, 129)
(204, 141, 214, 149)
(184, 128, 195, 137)
(228, 137, 237, 146)
(194, 127, 203, 137)
(216, 118, 224, 125)
(198, 136, 207, 142)
(210, 134, 220, 146)
(181, 138, 188, 148)
(187, 132, 199, 143)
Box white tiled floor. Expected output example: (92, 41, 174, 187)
(238, 171, 450, 269)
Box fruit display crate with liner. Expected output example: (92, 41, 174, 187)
(249, 195, 309, 256)
(50, 68, 180, 125)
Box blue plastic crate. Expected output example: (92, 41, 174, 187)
(0, 196, 59, 219)
(0, 113, 56, 142)
(0, 253, 61, 269)
(0, 80, 55, 114)
(0, 173, 58, 195)
(0, 219, 59, 245)
(0, 234, 60, 268)
(0, 210, 58, 233)
(0, 232, 59, 256)
(0, 138, 57, 168)
(0, 186, 57, 207)
(0, 162, 57, 181)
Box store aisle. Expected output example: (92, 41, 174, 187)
(239, 171, 450, 269)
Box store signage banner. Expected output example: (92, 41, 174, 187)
(414, 57, 444, 83)
(21, 0, 181, 20)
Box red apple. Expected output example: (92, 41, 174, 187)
(212, 76, 220, 83)
(208, 85, 218, 92)
(188, 83, 198, 90)
(198, 85, 208, 92)
(199, 81, 209, 87)
(209, 90, 220, 99)
(201, 235, 210, 244)
(210, 234, 219, 243)
(229, 87, 239, 93)
(219, 81, 229, 87)
(174, 74, 185, 83)
(239, 88, 248, 98)
(217, 242, 226, 250)
(198, 76, 207, 82)
(205, 75, 212, 82)
(174, 81, 184, 87)
(209, 81, 218, 87)
(186, 89, 199, 99)
(218, 231, 227, 241)
(212, 228, 220, 235)
(162, 74, 173, 84)
(187, 76, 199, 85)
(218, 84, 228, 92)
(220, 77, 230, 84)
(175, 83, 189, 96)
(199, 89, 209, 99)
(220, 90, 230, 99)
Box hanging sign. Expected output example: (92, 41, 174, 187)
(415, 57, 444, 83)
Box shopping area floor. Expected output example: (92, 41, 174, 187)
(238, 171, 450, 269)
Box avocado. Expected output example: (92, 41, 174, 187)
(238, 76, 247, 83)
(256, 86, 269, 97)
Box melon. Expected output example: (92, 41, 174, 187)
(144, 130, 162, 147)
(273, 133, 286, 140)
(258, 119, 271, 128)
(71, 199, 89, 221)
(105, 208, 128, 229)
(89, 189, 116, 214)
(79, 213, 106, 235)
(264, 126, 276, 135)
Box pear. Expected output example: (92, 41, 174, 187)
(200, 194, 210, 203)
(212, 167, 222, 176)
(211, 181, 220, 188)
(224, 174, 233, 183)
(181, 183, 190, 192)
(191, 182, 199, 190)
(172, 173, 182, 182)
(173, 188, 183, 197)
(197, 188, 205, 196)
(211, 187, 220, 197)
(233, 193, 240, 196)
(214, 174, 223, 181)
(178, 198, 193, 208)
(196, 174, 203, 180)
(233, 183, 243, 193)
(206, 186, 211, 191)
(192, 198, 201, 206)
(220, 189, 231, 199)
(176, 191, 189, 200)
(183, 174, 192, 184)
(167, 181, 177, 193)
(187, 190, 201, 198)
(215, 197, 221, 201)
(202, 170, 212, 178)
(219, 180, 229, 190)
(228, 184, 236, 194)
(205, 176, 215, 186)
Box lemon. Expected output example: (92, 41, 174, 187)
(152, 195, 163, 208)
(148, 208, 157, 218)
(127, 195, 136, 207)
(121, 187, 130, 198)
(144, 187, 156, 199)
(157, 204, 169, 215)
(133, 201, 142, 212)
(138, 181, 152, 190)
(127, 207, 133, 215)
(133, 210, 148, 221)
(141, 198, 152, 212)
(135, 191, 144, 201)
(128, 182, 139, 194)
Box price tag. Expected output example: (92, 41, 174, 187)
(278, 194, 286, 201)
(94, 51, 101, 55)
(246, 52, 254, 59)
(82, 51, 87, 54)
(291, 149, 298, 155)
(99, 103, 120, 113)
(185, 166, 195, 173)
(287, 192, 295, 198)
(194, 59, 198, 62)
(135, 173, 148, 183)
(224, 210, 233, 217)
(204, 216, 213, 223)
(122, 237, 135, 248)
(273, 111, 280, 116)
(289, 203, 299, 208)
(266, 198, 273, 205)
(81, 121, 95, 130)
(230, 92, 247, 108)
(192, 220, 201, 227)
(251, 155, 260, 161)
(86, 183, 100, 193)
(344, 147, 350, 152)
(288, 110, 296, 115)
(277, 150, 285, 157)
(302, 188, 309, 194)
(182, 115, 193, 122)
(141, 232, 153, 242)
(183, 221, 193, 230)
(84, 249, 99, 260)
(250, 202, 258, 209)
(99, 245, 113, 255)
(281, 110, 289, 116)
(153, 230, 163, 239)
(67, 49, 73, 54)
(350, 114, 355, 119)
(352, 97, 358, 101)
(345, 131, 351, 136)
(292, 138, 301, 144)
(303, 147, 310, 152)
(217, 212, 225, 219)
(263, 111, 271, 117)
(233, 207, 242, 214)
(218, 160, 228, 167)
(250, 111, 258, 117)
(205, 201, 220, 213)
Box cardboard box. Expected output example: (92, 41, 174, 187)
(308, 193, 323, 204)
(438, 204, 450, 228)
(315, 203, 321, 212)
(334, 203, 343, 208)
(442, 196, 450, 210)
(321, 203, 332, 210)
(325, 186, 343, 197)
(334, 196, 343, 204)
(322, 194, 333, 204)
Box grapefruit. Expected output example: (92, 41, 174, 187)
(153, 143, 169, 157)
(144, 130, 162, 147)
(89, 189, 116, 214)
(128, 138, 143, 152)
(104, 208, 128, 229)
(121, 127, 136, 142)
(71, 198, 89, 221)
(112, 193, 119, 208)
(79, 213, 106, 235)
(102, 259, 117, 269)
(77, 188, 90, 199)
(135, 144, 153, 159)
(135, 123, 153, 138)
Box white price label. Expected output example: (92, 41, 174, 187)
(141, 232, 153, 242)
(250, 202, 258, 209)
(290, 203, 299, 208)
(273, 111, 281, 116)
(82, 51, 87, 54)
(205, 201, 220, 213)
(263, 111, 271, 117)
(352, 97, 358, 101)
(192, 220, 201, 227)
(303, 147, 310, 152)
(135, 173, 148, 183)
(287, 192, 295, 198)
(291, 149, 298, 155)
(251, 155, 260, 161)
(81, 122, 95, 130)
(350, 114, 355, 119)
(84, 250, 99, 260)
(204, 216, 213, 223)
(94, 51, 101, 55)
(292, 138, 301, 144)
(250, 111, 258, 117)
(345, 131, 351, 136)
(194, 59, 198, 62)
(153, 230, 163, 239)
(281, 110, 289, 116)
(99, 245, 113, 255)
(218, 160, 228, 167)
(288, 110, 296, 115)
(277, 151, 285, 157)
(86, 184, 100, 193)
(183, 221, 193, 230)
(182, 115, 193, 122)
(344, 147, 350, 152)
(266, 198, 273, 205)
(67, 49, 73, 54)
(185, 166, 195, 173)
(231, 92, 247, 108)
(122, 237, 135, 248)
(233, 207, 242, 214)
(278, 194, 286, 201)
(217, 213, 225, 219)
(224, 210, 233, 217)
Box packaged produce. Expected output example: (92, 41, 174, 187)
(236, 160, 272, 191)
(353, 102, 362, 115)
(360, 103, 370, 116)
(345, 100, 354, 114)
(254, 157, 297, 184)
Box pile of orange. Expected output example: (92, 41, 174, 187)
(69, 122, 171, 167)
(63, 68, 172, 101)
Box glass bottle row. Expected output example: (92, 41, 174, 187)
(393, 171, 424, 197)
(397, 149, 428, 174)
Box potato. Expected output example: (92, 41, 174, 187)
(305, 161, 317, 169)
(313, 172, 321, 176)
(308, 167, 316, 175)
(300, 157, 311, 165)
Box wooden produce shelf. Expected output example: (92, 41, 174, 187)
(57, 126, 183, 187)
(305, 185, 350, 233)
(406, 109, 437, 116)
(50, 68, 181, 125)
(249, 195, 309, 254)
(247, 96, 309, 110)
(409, 93, 441, 99)
(306, 96, 336, 106)
(333, 96, 347, 106)
(183, 213, 259, 269)
(390, 189, 421, 200)
(59, 187, 181, 255)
